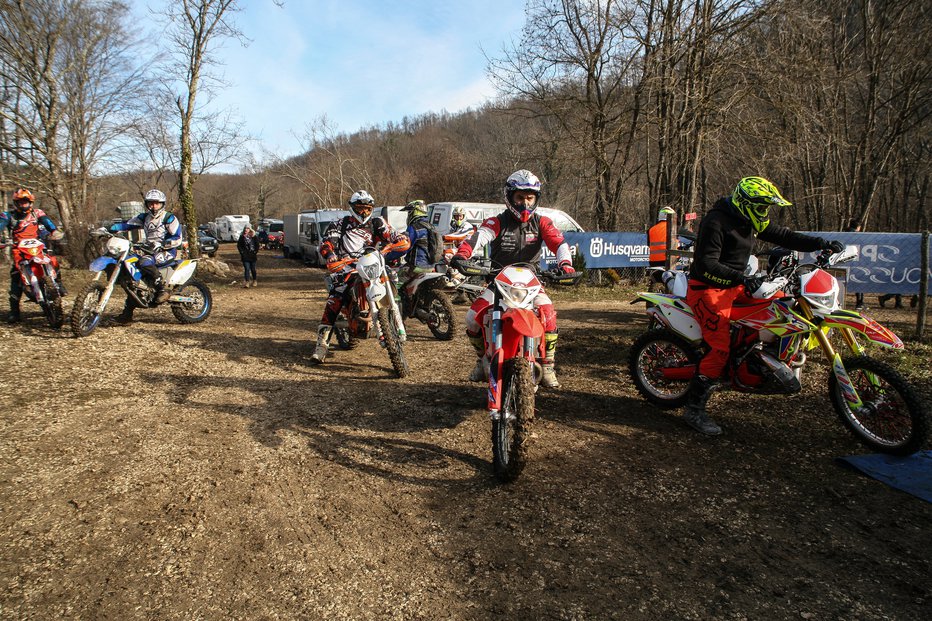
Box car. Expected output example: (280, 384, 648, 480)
(197, 232, 218, 257)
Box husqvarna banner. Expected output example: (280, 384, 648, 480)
(541, 232, 650, 268)
(541, 231, 931, 295)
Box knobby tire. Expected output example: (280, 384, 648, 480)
(70, 281, 106, 337)
(378, 308, 409, 378)
(492, 357, 535, 482)
(628, 328, 701, 408)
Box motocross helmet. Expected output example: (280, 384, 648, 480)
(504, 170, 541, 223)
(403, 199, 427, 226)
(144, 188, 167, 216)
(451, 206, 467, 228)
(12, 188, 35, 214)
(657, 206, 676, 222)
(348, 190, 375, 225)
(731, 176, 790, 233)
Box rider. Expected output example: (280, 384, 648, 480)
(401, 199, 433, 274)
(648, 206, 677, 268)
(310, 190, 410, 364)
(450, 170, 574, 389)
(448, 206, 475, 239)
(1, 188, 65, 323)
(110, 189, 182, 324)
(683, 176, 846, 436)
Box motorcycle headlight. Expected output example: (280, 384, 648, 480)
(496, 281, 540, 308)
(106, 236, 130, 257)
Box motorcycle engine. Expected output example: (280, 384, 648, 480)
(734, 344, 802, 394)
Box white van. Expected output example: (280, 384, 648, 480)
(426, 202, 585, 235)
(213, 215, 252, 242)
(282, 212, 313, 259)
(301, 210, 351, 266)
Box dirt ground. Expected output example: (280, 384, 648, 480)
(1, 245, 930, 620)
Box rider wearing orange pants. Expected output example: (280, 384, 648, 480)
(684, 177, 844, 436)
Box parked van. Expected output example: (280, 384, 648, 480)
(213, 215, 252, 242)
(426, 202, 584, 234)
(378, 206, 408, 233)
(282, 212, 313, 259)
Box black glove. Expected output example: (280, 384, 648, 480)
(823, 239, 845, 254)
(450, 255, 468, 275)
(743, 275, 765, 295)
(142, 241, 162, 253)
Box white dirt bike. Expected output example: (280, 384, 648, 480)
(70, 229, 212, 337)
(398, 264, 456, 340)
(629, 245, 928, 455)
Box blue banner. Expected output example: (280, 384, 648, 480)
(541, 231, 931, 295)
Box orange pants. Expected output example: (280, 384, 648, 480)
(686, 280, 769, 379)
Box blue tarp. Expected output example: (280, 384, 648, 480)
(836, 450, 932, 503)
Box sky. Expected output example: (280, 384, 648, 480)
(133, 0, 527, 167)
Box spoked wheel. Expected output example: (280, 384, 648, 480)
(377, 308, 409, 378)
(70, 282, 106, 337)
(492, 357, 534, 482)
(171, 279, 212, 324)
(424, 290, 456, 340)
(828, 355, 929, 455)
(628, 328, 701, 408)
(41, 281, 64, 329)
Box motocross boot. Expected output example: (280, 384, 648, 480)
(467, 331, 488, 382)
(154, 278, 170, 305)
(539, 332, 561, 389)
(310, 324, 332, 365)
(682, 374, 722, 436)
(6, 301, 21, 324)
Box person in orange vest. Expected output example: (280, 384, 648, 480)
(648, 207, 677, 267)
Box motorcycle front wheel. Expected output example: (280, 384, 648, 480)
(377, 309, 409, 378)
(70, 281, 106, 337)
(629, 328, 701, 408)
(41, 280, 64, 329)
(828, 355, 929, 455)
(171, 279, 212, 324)
(492, 357, 535, 482)
(424, 290, 456, 340)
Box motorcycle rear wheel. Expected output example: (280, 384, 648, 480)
(41, 281, 64, 329)
(70, 281, 106, 337)
(378, 309, 409, 378)
(424, 290, 456, 340)
(629, 328, 701, 408)
(171, 279, 212, 324)
(828, 355, 929, 455)
(492, 357, 534, 482)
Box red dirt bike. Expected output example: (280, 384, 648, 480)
(457, 259, 580, 481)
(4, 237, 65, 328)
(326, 241, 410, 378)
(629, 245, 928, 455)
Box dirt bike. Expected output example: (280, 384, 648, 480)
(3, 237, 65, 328)
(397, 264, 456, 340)
(629, 245, 928, 455)
(326, 242, 410, 378)
(70, 229, 213, 337)
(456, 259, 581, 481)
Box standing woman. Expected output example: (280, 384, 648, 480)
(237, 226, 259, 287)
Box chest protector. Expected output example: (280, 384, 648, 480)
(489, 211, 546, 266)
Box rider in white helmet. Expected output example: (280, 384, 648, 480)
(310, 190, 410, 364)
(450, 170, 574, 389)
(109, 188, 182, 324)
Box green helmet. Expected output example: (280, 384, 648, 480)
(404, 199, 427, 225)
(731, 177, 791, 233)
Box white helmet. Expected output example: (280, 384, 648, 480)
(348, 190, 375, 224)
(657, 206, 676, 222)
(503, 170, 541, 223)
(144, 188, 167, 215)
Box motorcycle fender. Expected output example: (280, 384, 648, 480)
(820, 310, 903, 349)
(634, 294, 702, 342)
(499, 308, 544, 360)
(89, 256, 118, 272)
(167, 260, 197, 286)
(366, 279, 387, 302)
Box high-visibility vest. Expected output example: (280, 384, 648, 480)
(648, 221, 668, 266)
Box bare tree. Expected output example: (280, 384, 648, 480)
(0, 0, 144, 243)
(155, 0, 267, 257)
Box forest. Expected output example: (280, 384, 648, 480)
(2, 0, 929, 261)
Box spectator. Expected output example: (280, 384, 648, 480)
(878, 293, 903, 309)
(238, 226, 259, 287)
